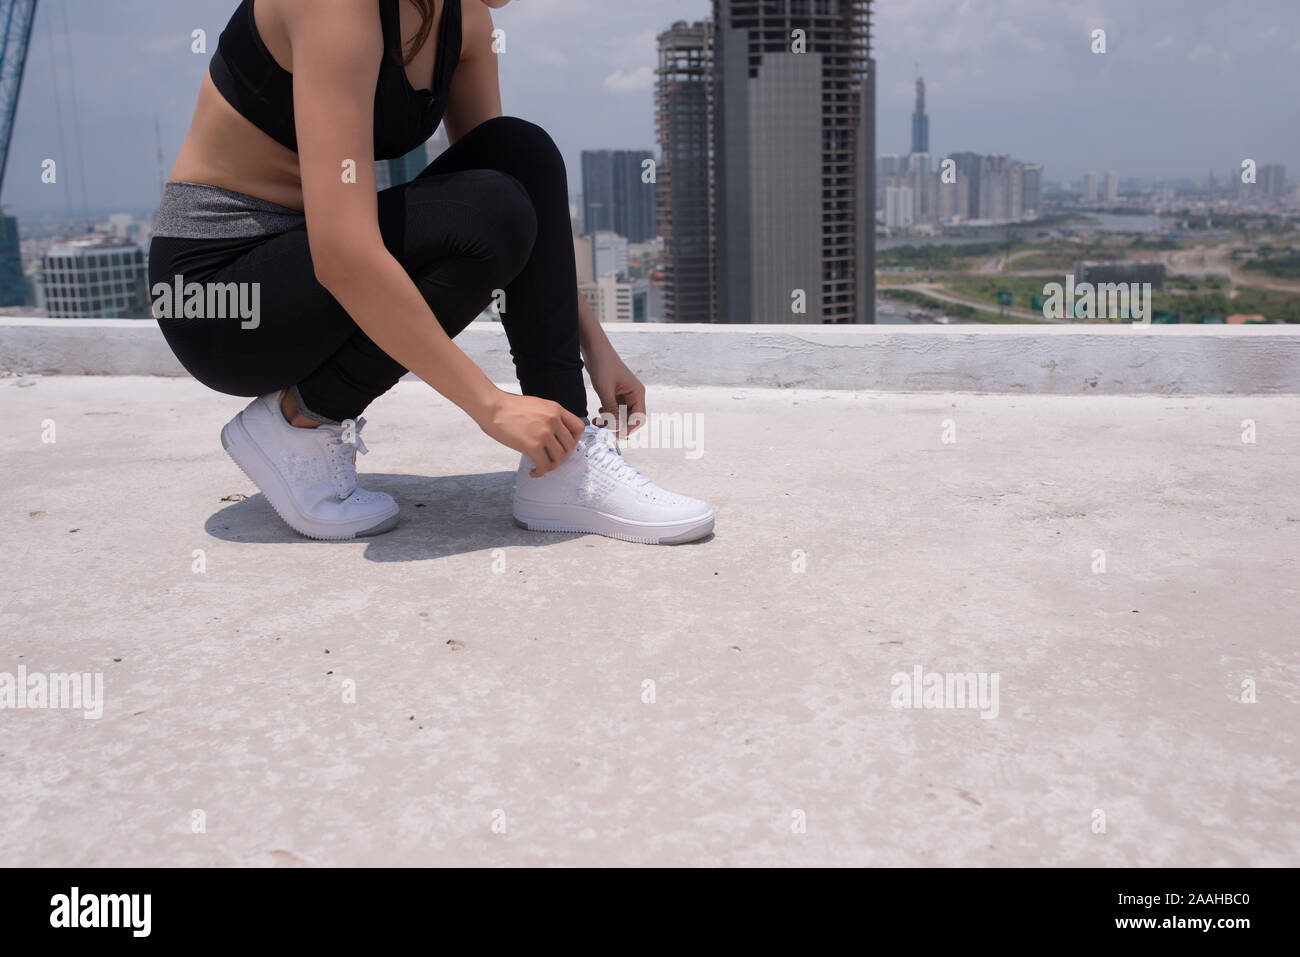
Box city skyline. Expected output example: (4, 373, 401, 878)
(3, 0, 1297, 214)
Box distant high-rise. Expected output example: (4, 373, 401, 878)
(910, 75, 929, 155)
(596, 273, 650, 323)
(1259, 163, 1287, 198)
(712, 0, 875, 324)
(1020, 164, 1044, 218)
(884, 186, 913, 229)
(591, 230, 630, 279)
(43, 237, 149, 318)
(655, 20, 714, 323)
(905, 151, 1039, 224)
(949, 152, 983, 220)
(581, 150, 656, 243)
(386, 142, 427, 187)
(107, 213, 135, 239)
(977, 154, 1014, 221)
(907, 152, 931, 223)
(374, 130, 447, 189)
(934, 170, 965, 221)
(0, 217, 25, 307)
(1083, 171, 1098, 204)
(1104, 170, 1119, 203)
(877, 153, 902, 211)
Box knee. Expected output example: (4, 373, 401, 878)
(473, 116, 566, 182)
(473, 170, 538, 283)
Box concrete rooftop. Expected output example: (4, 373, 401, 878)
(2, 373, 1297, 866)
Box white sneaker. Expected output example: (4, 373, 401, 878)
(513, 425, 714, 545)
(219, 390, 399, 540)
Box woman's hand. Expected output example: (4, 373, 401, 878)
(477, 392, 587, 477)
(586, 344, 647, 437)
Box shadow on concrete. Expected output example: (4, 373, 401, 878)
(203, 470, 585, 560)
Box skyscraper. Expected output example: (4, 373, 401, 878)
(1020, 164, 1043, 219)
(913, 151, 1039, 223)
(1259, 163, 1287, 198)
(911, 75, 929, 155)
(712, 0, 875, 324)
(978, 154, 1013, 221)
(1083, 171, 1098, 203)
(1104, 170, 1119, 203)
(934, 170, 965, 222)
(884, 186, 913, 229)
(948, 152, 983, 220)
(581, 150, 657, 243)
(877, 153, 902, 211)
(907, 151, 931, 222)
(655, 20, 714, 323)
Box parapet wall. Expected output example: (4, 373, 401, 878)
(2, 318, 1298, 394)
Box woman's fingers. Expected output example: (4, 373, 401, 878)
(562, 408, 586, 441)
(555, 421, 577, 457)
(544, 434, 566, 470)
(623, 388, 647, 436)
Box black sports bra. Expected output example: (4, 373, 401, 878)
(209, 0, 461, 160)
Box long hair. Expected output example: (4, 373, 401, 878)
(399, 0, 436, 66)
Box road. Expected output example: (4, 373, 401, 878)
(879, 281, 1067, 324)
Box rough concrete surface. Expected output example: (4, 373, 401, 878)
(1, 375, 1297, 867)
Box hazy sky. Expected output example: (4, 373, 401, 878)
(5, 0, 1298, 214)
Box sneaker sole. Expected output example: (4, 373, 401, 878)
(220, 415, 399, 541)
(512, 500, 714, 545)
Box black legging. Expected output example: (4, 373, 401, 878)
(149, 116, 587, 423)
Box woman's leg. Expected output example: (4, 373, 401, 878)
(293, 115, 588, 423)
(159, 116, 585, 426)
(407, 116, 588, 420)
(151, 163, 537, 422)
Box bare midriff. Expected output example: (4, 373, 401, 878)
(169, 73, 309, 210)
(168, 0, 441, 211)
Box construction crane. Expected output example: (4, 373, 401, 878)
(0, 0, 38, 198)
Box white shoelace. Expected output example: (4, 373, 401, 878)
(580, 427, 652, 488)
(322, 416, 369, 499)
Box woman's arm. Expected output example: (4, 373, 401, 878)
(443, 1, 503, 143)
(442, 0, 645, 435)
(578, 292, 647, 435)
(286, 0, 582, 471)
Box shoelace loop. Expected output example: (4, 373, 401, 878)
(580, 428, 652, 488)
(323, 416, 369, 499)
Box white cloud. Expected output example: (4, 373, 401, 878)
(603, 66, 655, 93)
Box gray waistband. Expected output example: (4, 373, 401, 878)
(152, 182, 306, 239)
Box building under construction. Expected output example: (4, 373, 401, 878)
(712, 0, 875, 324)
(655, 20, 714, 324)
